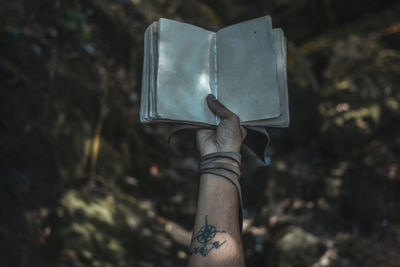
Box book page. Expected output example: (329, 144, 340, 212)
(216, 16, 281, 122)
(242, 28, 289, 127)
(156, 18, 216, 124)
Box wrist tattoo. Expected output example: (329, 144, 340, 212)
(189, 215, 227, 257)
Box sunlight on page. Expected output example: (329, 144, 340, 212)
(198, 72, 210, 94)
(156, 18, 216, 124)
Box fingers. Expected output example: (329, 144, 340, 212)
(206, 94, 237, 121)
(240, 126, 247, 141)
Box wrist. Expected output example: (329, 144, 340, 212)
(200, 147, 241, 157)
(198, 151, 242, 182)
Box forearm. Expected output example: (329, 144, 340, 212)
(189, 94, 246, 266)
(188, 173, 245, 267)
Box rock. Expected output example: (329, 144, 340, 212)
(268, 226, 326, 267)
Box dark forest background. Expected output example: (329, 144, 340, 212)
(1, 0, 400, 266)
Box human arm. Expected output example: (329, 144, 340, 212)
(188, 94, 246, 267)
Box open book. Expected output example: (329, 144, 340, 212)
(140, 16, 289, 127)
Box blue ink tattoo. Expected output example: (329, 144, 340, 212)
(189, 215, 227, 257)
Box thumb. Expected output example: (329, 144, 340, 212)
(206, 94, 235, 120)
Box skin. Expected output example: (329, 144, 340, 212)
(188, 94, 246, 267)
(196, 94, 247, 157)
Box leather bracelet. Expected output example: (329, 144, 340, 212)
(198, 151, 244, 231)
(198, 162, 241, 178)
(200, 151, 242, 167)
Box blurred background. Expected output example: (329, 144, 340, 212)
(1, 0, 400, 266)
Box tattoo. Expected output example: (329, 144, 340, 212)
(189, 215, 227, 257)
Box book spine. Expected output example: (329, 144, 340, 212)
(214, 34, 218, 99)
(214, 34, 219, 123)
(209, 34, 219, 124)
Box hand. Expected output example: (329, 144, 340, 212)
(196, 94, 247, 157)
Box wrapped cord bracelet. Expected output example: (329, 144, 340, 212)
(198, 151, 244, 231)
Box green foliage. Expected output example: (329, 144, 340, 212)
(62, 8, 83, 32)
(62, 7, 92, 40)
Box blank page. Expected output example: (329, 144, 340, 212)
(242, 28, 289, 127)
(156, 19, 216, 124)
(217, 16, 280, 122)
